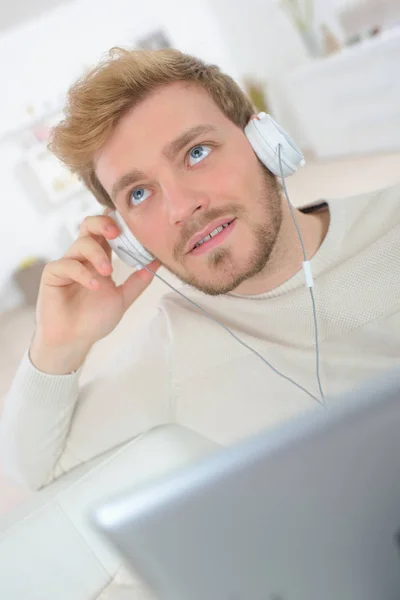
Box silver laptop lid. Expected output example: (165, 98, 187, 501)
(91, 368, 400, 600)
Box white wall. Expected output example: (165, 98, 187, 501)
(207, 0, 345, 146)
(0, 0, 237, 308)
(208, 0, 311, 140)
(0, 0, 238, 139)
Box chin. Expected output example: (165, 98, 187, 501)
(178, 245, 267, 296)
(165, 210, 280, 295)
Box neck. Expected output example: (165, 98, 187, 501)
(233, 199, 330, 295)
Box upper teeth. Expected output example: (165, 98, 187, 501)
(194, 223, 230, 249)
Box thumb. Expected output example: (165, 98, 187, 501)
(119, 260, 161, 309)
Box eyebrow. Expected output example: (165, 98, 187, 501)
(110, 124, 218, 202)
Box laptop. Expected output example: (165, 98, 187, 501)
(91, 368, 400, 600)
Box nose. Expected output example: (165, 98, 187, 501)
(163, 177, 210, 226)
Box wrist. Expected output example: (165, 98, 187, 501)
(29, 334, 91, 375)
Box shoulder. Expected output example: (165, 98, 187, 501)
(300, 182, 400, 231)
(305, 183, 400, 251)
(335, 183, 400, 235)
(295, 183, 400, 270)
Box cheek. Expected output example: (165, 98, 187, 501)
(214, 150, 257, 197)
(131, 216, 171, 255)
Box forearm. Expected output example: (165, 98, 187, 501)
(0, 348, 83, 490)
(0, 311, 173, 491)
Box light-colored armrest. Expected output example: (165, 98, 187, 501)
(0, 424, 220, 600)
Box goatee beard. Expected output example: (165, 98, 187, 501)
(166, 168, 282, 295)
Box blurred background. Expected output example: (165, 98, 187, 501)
(0, 0, 399, 510)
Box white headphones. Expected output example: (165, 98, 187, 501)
(107, 112, 304, 269)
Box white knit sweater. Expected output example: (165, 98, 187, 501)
(1, 184, 400, 490)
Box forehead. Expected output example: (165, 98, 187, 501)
(94, 82, 230, 188)
(115, 81, 227, 143)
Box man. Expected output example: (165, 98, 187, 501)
(1, 47, 399, 491)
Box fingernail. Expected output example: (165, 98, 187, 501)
(105, 225, 117, 232)
(100, 261, 110, 270)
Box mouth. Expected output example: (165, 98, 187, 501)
(187, 218, 236, 256)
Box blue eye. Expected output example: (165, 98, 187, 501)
(188, 145, 211, 166)
(129, 187, 151, 206)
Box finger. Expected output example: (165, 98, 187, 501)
(65, 236, 113, 276)
(43, 258, 100, 290)
(119, 260, 161, 310)
(77, 214, 120, 260)
(78, 214, 119, 242)
(99, 208, 119, 258)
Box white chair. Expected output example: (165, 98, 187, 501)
(0, 423, 220, 600)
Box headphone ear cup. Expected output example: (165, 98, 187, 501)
(106, 210, 155, 269)
(244, 112, 305, 177)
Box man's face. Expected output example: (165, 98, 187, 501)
(95, 81, 282, 295)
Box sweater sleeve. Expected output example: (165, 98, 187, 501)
(0, 311, 172, 491)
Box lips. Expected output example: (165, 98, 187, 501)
(186, 217, 236, 254)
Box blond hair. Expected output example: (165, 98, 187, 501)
(49, 47, 255, 208)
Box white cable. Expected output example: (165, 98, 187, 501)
(277, 144, 325, 404)
(117, 249, 325, 407)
